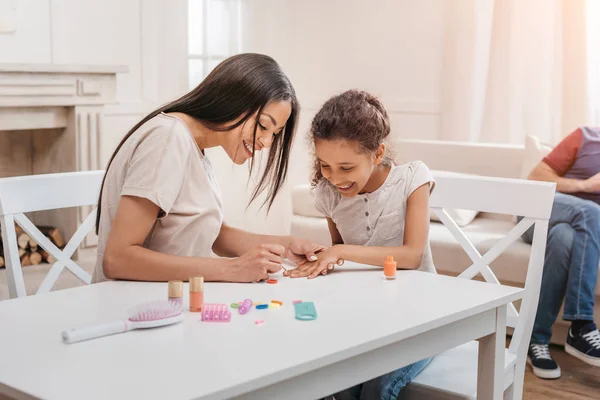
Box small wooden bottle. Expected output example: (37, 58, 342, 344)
(168, 280, 183, 309)
(189, 277, 204, 312)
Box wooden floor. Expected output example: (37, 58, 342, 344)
(522, 343, 600, 399)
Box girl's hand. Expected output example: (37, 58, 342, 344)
(284, 245, 345, 279)
(286, 237, 327, 265)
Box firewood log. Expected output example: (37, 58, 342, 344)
(40, 249, 56, 264)
(29, 251, 42, 265)
(17, 233, 30, 250)
(37, 226, 65, 248)
(20, 253, 31, 267)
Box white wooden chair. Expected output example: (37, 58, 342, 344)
(0, 170, 104, 299)
(399, 172, 555, 400)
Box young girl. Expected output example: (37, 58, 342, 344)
(285, 89, 434, 399)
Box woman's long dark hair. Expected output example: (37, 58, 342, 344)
(96, 53, 299, 233)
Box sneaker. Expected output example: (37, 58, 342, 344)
(527, 344, 561, 379)
(565, 322, 600, 367)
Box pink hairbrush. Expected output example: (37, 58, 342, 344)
(62, 300, 184, 344)
(201, 303, 231, 322)
(238, 299, 253, 315)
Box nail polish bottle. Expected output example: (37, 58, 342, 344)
(383, 255, 397, 280)
(190, 276, 204, 312)
(168, 280, 183, 309)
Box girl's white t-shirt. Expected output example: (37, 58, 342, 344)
(313, 161, 436, 273)
(94, 113, 224, 282)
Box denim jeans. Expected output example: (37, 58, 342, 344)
(521, 192, 600, 345)
(332, 357, 432, 400)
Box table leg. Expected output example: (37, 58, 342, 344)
(477, 304, 507, 399)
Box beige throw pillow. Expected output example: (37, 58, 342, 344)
(520, 135, 553, 180)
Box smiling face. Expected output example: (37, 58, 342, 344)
(315, 138, 386, 197)
(222, 100, 292, 165)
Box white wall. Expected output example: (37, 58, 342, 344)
(0, 0, 188, 166)
(207, 0, 446, 235)
(0, 0, 447, 237)
(587, 0, 600, 125)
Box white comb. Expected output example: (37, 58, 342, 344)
(62, 300, 184, 344)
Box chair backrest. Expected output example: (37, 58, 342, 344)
(429, 171, 555, 359)
(0, 170, 105, 298)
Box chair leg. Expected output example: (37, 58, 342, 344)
(1, 215, 26, 298)
(508, 364, 525, 400)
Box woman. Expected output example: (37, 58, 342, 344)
(94, 53, 324, 283)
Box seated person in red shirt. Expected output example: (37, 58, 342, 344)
(523, 127, 600, 379)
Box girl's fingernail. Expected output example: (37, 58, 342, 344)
(309, 255, 318, 262)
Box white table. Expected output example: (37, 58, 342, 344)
(0, 265, 522, 400)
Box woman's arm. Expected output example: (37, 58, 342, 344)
(212, 224, 292, 257)
(213, 223, 325, 263)
(102, 196, 284, 282)
(287, 183, 431, 278)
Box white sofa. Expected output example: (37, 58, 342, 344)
(290, 138, 600, 345)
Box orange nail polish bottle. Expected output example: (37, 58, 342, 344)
(383, 256, 397, 280)
(189, 276, 204, 312)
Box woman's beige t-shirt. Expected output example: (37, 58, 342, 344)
(94, 113, 224, 282)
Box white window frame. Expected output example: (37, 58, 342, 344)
(188, 0, 242, 88)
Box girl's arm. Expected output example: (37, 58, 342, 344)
(288, 183, 431, 278)
(102, 196, 284, 282)
(213, 223, 325, 264)
(326, 217, 344, 245)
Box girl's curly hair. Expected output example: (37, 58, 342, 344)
(309, 89, 394, 186)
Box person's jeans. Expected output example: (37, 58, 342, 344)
(332, 357, 432, 400)
(521, 192, 600, 345)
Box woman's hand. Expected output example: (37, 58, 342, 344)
(228, 244, 286, 282)
(285, 237, 327, 265)
(284, 245, 345, 279)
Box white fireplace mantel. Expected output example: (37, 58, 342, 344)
(0, 63, 128, 131)
(0, 63, 129, 74)
(0, 63, 128, 247)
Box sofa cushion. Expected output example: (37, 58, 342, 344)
(292, 184, 323, 218)
(290, 214, 332, 246)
